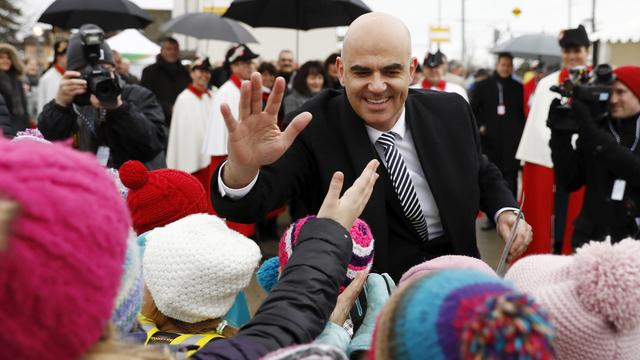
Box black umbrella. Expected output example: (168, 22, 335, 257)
(223, 0, 371, 58)
(161, 12, 258, 44)
(38, 0, 152, 32)
(223, 0, 371, 30)
(491, 34, 562, 65)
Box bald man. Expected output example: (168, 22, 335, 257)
(212, 12, 531, 280)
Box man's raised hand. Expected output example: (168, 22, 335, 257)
(221, 72, 312, 188)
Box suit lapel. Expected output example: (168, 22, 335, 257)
(404, 96, 450, 236)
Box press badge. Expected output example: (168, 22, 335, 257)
(96, 146, 110, 167)
(497, 105, 506, 115)
(611, 179, 626, 201)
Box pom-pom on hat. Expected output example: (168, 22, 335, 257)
(399, 255, 496, 286)
(506, 238, 640, 360)
(0, 140, 131, 360)
(371, 269, 555, 360)
(613, 65, 640, 101)
(278, 215, 374, 292)
(11, 128, 50, 144)
(143, 214, 261, 323)
(119, 160, 210, 234)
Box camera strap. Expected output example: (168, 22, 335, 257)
(607, 115, 640, 152)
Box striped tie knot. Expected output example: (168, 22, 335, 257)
(377, 132, 397, 151)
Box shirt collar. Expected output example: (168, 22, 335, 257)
(365, 107, 407, 144)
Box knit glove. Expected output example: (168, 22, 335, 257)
(347, 273, 396, 357)
(573, 100, 616, 153)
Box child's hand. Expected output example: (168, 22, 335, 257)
(317, 160, 379, 230)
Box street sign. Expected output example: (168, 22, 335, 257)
(430, 26, 450, 43)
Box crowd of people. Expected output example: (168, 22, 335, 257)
(1, 9, 640, 360)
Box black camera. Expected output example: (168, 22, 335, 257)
(73, 27, 121, 107)
(547, 64, 614, 132)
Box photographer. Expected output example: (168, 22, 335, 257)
(38, 24, 166, 169)
(549, 65, 640, 248)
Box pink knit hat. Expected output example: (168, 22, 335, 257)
(279, 215, 374, 292)
(506, 239, 640, 360)
(0, 140, 131, 360)
(399, 255, 496, 286)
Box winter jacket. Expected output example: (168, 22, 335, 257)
(0, 71, 29, 137)
(192, 218, 352, 359)
(0, 92, 12, 137)
(140, 55, 190, 128)
(37, 81, 167, 168)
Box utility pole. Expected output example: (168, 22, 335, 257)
(461, 0, 466, 64)
(568, 0, 572, 27)
(592, 0, 599, 65)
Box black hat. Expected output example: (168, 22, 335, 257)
(225, 44, 259, 65)
(558, 25, 590, 48)
(67, 24, 114, 71)
(53, 40, 68, 57)
(423, 51, 445, 68)
(191, 57, 212, 71)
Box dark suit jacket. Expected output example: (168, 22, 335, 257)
(212, 89, 516, 280)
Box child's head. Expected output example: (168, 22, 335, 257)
(277, 215, 374, 292)
(506, 238, 640, 360)
(142, 214, 261, 325)
(119, 160, 210, 234)
(0, 140, 131, 359)
(371, 269, 555, 360)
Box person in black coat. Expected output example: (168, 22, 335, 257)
(550, 66, 640, 249)
(38, 24, 166, 169)
(210, 13, 532, 281)
(140, 37, 190, 128)
(0, 43, 29, 138)
(0, 93, 12, 136)
(471, 52, 525, 198)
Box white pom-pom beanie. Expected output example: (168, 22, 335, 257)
(506, 238, 640, 360)
(143, 214, 261, 323)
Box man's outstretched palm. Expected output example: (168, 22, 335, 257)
(221, 72, 312, 187)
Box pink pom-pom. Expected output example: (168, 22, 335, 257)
(572, 238, 640, 331)
(118, 160, 149, 190)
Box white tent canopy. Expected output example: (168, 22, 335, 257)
(592, 21, 640, 43)
(107, 29, 160, 59)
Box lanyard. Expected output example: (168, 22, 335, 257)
(608, 115, 640, 152)
(496, 81, 504, 105)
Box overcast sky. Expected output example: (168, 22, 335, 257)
(20, 0, 640, 66)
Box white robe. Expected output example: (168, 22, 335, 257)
(203, 80, 240, 156)
(411, 81, 469, 102)
(515, 71, 561, 168)
(36, 67, 63, 115)
(166, 88, 212, 174)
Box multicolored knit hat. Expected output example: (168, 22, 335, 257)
(371, 269, 555, 360)
(0, 140, 130, 360)
(278, 215, 374, 292)
(119, 160, 210, 235)
(506, 238, 640, 360)
(399, 255, 496, 286)
(111, 229, 144, 335)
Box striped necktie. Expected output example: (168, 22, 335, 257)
(377, 132, 430, 241)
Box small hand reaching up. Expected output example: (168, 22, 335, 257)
(317, 159, 380, 230)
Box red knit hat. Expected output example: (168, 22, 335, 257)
(119, 161, 210, 234)
(614, 65, 640, 100)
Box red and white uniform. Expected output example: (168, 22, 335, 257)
(413, 79, 469, 102)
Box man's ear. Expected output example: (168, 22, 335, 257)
(336, 56, 345, 86)
(409, 57, 418, 79)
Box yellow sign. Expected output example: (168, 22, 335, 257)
(512, 7, 522, 17)
(430, 26, 450, 44)
(203, 6, 228, 15)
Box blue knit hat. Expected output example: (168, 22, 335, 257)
(256, 256, 280, 293)
(371, 269, 555, 360)
(110, 229, 144, 335)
